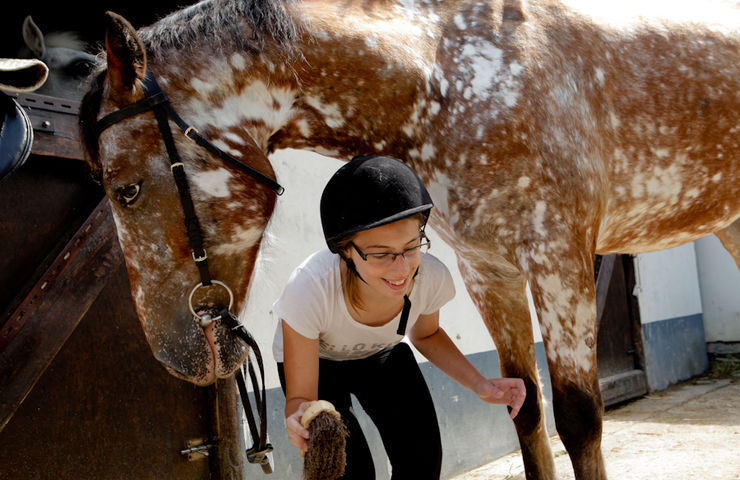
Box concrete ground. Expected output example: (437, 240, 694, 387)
(451, 373, 740, 480)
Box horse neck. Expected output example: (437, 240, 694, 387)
(265, 0, 457, 160)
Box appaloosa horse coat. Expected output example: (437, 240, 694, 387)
(80, 0, 740, 478)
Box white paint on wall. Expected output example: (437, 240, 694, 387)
(633, 243, 703, 324)
(694, 234, 740, 342)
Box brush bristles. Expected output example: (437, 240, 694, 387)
(303, 411, 349, 480)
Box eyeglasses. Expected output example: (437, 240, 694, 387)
(351, 235, 431, 267)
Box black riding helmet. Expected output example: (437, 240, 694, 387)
(320, 155, 434, 253)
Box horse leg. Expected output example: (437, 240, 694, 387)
(457, 257, 556, 480)
(714, 217, 740, 269)
(521, 244, 607, 480)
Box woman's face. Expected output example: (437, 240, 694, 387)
(346, 217, 424, 301)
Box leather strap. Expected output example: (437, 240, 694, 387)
(222, 309, 274, 473)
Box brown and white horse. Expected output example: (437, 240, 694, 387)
(79, 0, 740, 478)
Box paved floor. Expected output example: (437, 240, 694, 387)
(451, 376, 740, 480)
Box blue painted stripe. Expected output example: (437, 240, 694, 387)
(642, 313, 708, 391)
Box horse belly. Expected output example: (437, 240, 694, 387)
(596, 190, 740, 254)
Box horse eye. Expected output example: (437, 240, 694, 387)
(117, 183, 142, 207)
(67, 59, 95, 78)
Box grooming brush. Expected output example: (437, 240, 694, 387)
(300, 400, 349, 480)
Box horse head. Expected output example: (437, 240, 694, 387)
(21, 15, 97, 101)
(80, 11, 281, 386)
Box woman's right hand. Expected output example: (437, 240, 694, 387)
(286, 401, 314, 453)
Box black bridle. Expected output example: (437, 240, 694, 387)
(96, 68, 281, 473)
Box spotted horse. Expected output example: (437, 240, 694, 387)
(79, 0, 740, 478)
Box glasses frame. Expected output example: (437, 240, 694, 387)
(350, 233, 431, 265)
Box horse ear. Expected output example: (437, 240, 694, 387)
(22, 16, 46, 58)
(104, 11, 147, 102)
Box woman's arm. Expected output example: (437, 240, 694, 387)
(408, 311, 526, 419)
(282, 320, 320, 452)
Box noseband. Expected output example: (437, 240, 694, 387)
(96, 68, 279, 473)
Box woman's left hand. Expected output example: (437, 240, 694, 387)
(474, 377, 527, 419)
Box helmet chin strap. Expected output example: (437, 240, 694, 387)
(341, 255, 417, 336)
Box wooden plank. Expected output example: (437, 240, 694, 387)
(599, 369, 648, 407)
(9, 92, 85, 161)
(0, 264, 212, 479)
(0, 197, 122, 431)
(594, 253, 616, 329)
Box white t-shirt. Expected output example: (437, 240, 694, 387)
(272, 249, 455, 362)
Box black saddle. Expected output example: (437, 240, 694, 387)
(0, 92, 33, 184)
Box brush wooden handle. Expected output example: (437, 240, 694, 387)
(301, 400, 339, 429)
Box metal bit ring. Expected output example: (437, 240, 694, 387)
(188, 280, 234, 327)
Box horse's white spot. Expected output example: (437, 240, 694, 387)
(429, 101, 441, 115)
(211, 139, 243, 158)
(439, 76, 449, 97)
(594, 67, 605, 86)
(222, 132, 246, 145)
(186, 81, 297, 137)
(305, 96, 345, 129)
(609, 111, 621, 129)
(510, 61, 524, 76)
(518, 176, 531, 189)
(652, 147, 670, 158)
(365, 36, 379, 48)
(533, 201, 547, 235)
(645, 163, 682, 205)
(211, 226, 262, 257)
(454, 14, 466, 30)
(458, 39, 521, 108)
(296, 119, 312, 137)
(630, 172, 646, 198)
(191, 77, 218, 95)
(374, 140, 387, 150)
(191, 167, 233, 199)
(229, 53, 247, 70)
(711, 172, 723, 182)
(421, 143, 436, 161)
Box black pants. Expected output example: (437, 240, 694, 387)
(278, 342, 442, 480)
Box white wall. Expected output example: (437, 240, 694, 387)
(633, 243, 703, 324)
(694, 234, 740, 343)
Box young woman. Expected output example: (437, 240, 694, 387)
(272, 155, 526, 479)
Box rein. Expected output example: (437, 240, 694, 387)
(96, 69, 281, 473)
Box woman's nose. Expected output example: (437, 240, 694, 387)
(389, 253, 411, 272)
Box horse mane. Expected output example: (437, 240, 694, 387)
(79, 0, 302, 179)
(140, 0, 301, 59)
